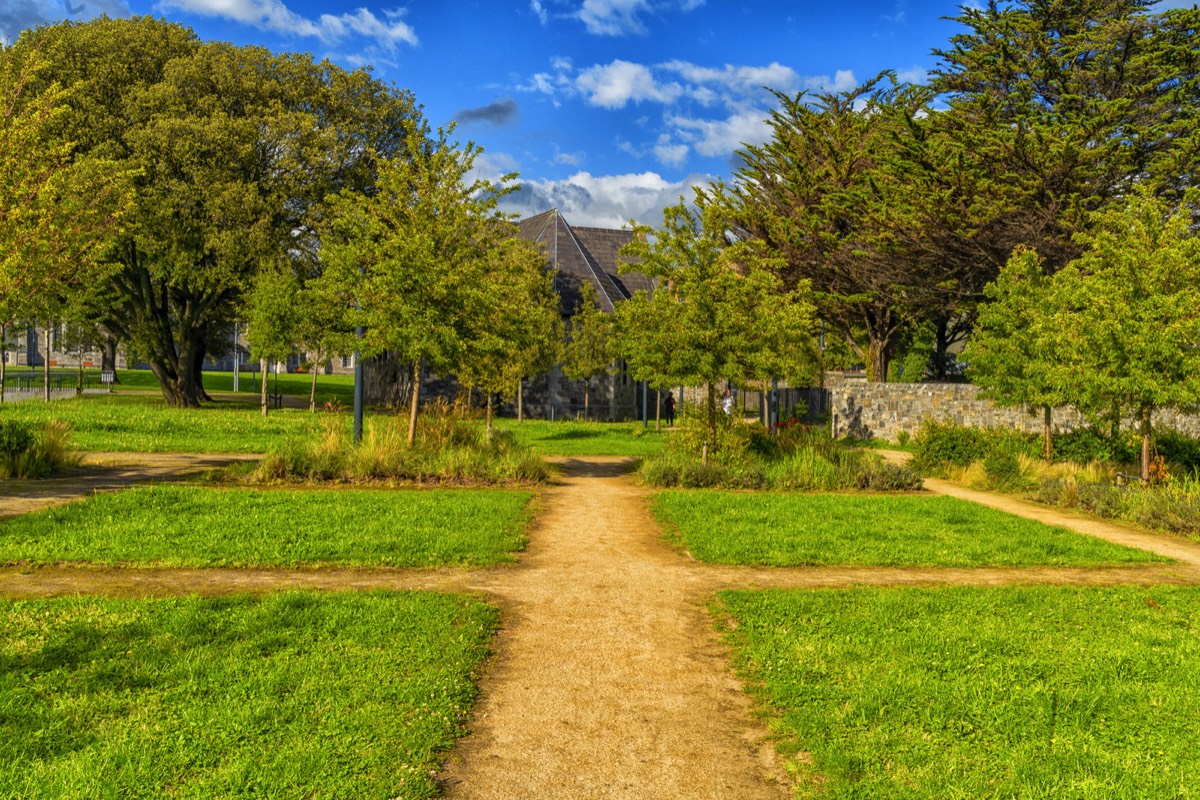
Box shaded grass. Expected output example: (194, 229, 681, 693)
(497, 418, 667, 456)
(0, 395, 342, 453)
(0, 485, 534, 568)
(1, 591, 496, 799)
(652, 492, 1165, 567)
(716, 586, 1200, 799)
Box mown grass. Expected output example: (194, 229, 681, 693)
(652, 492, 1165, 567)
(111, 368, 358, 405)
(498, 418, 667, 456)
(0, 485, 533, 568)
(1, 591, 496, 799)
(0, 395, 341, 453)
(716, 586, 1200, 799)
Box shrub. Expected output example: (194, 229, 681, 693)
(254, 406, 549, 485)
(0, 420, 79, 479)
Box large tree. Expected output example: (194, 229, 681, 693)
(13, 17, 417, 407)
(931, 1, 1200, 270)
(719, 78, 1005, 382)
(615, 199, 817, 456)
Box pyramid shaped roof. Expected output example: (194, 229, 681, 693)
(517, 210, 653, 314)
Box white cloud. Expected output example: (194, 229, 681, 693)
(577, 60, 682, 108)
(661, 60, 799, 98)
(895, 66, 928, 85)
(802, 69, 858, 93)
(156, 0, 418, 48)
(502, 169, 712, 229)
(668, 110, 770, 157)
(575, 0, 703, 36)
(653, 135, 689, 168)
(530, 0, 548, 25)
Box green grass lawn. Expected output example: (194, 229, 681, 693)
(652, 492, 1165, 567)
(498, 418, 668, 456)
(1, 591, 496, 799)
(717, 586, 1200, 799)
(0, 394, 342, 453)
(0, 485, 534, 568)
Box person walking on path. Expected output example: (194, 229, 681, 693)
(663, 391, 676, 426)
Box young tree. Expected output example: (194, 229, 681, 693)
(615, 199, 818, 457)
(246, 265, 301, 417)
(1, 49, 131, 402)
(966, 247, 1068, 460)
(456, 234, 562, 432)
(1052, 191, 1200, 481)
(562, 281, 614, 421)
(320, 121, 515, 446)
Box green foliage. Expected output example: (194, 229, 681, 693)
(616, 199, 817, 452)
(0, 484, 533, 567)
(561, 281, 614, 416)
(0, 592, 497, 798)
(718, 586, 1200, 798)
(642, 412, 922, 491)
(1036, 476, 1200, 537)
(911, 418, 1039, 474)
(255, 403, 550, 485)
(14, 17, 418, 407)
(0, 420, 78, 479)
(653, 493, 1160, 567)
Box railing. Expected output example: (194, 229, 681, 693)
(2, 372, 106, 392)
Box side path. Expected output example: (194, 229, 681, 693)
(440, 458, 790, 799)
(0, 452, 259, 519)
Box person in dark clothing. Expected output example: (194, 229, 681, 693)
(663, 391, 676, 426)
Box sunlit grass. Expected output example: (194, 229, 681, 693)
(717, 586, 1200, 799)
(1, 591, 496, 799)
(497, 418, 667, 456)
(0, 485, 534, 568)
(652, 491, 1165, 566)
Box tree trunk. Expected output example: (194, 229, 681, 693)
(655, 388, 661, 430)
(867, 338, 890, 384)
(705, 382, 718, 463)
(309, 366, 318, 412)
(1042, 405, 1053, 462)
(406, 359, 422, 448)
(77, 350, 84, 396)
(1, 330, 7, 404)
(191, 335, 212, 403)
(43, 325, 51, 402)
(517, 380, 524, 423)
(1140, 406, 1152, 483)
(486, 392, 494, 437)
(583, 380, 590, 420)
(260, 357, 269, 417)
(99, 327, 119, 382)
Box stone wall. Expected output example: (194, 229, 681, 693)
(826, 375, 1200, 441)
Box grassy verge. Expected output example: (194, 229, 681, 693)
(0, 395, 341, 453)
(1, 591, 495, 799)
(497, 418, 667, 457)
(0, 485, 534, 568)
(652, 492, 1165, 566)
(716, 586, 1200, 799)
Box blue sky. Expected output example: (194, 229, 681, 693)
(3, 0, 1191, 227)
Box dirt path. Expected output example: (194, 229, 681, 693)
(0, 452, 259, 519)
(439, 458, 788, 799)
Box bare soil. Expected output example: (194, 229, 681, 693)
(4, 453, 1200, 798)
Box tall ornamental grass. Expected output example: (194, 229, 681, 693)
(640, 407, 921, 491)
(0, 420, 78, 479)
(255, 401, 550, 485)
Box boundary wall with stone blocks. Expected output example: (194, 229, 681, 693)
(826, 375, 1200, 442)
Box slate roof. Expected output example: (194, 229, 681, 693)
(517, 210, 653, 314)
